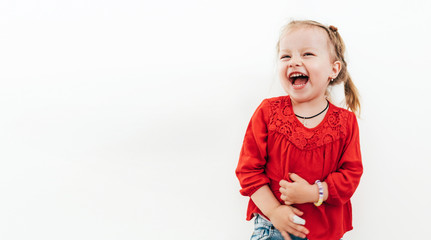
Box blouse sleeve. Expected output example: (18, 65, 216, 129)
(235, 99, 271, 197)
(325, 113, 363, 206)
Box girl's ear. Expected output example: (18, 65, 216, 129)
(331, 60, 342, 79)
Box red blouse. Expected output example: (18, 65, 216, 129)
(236, 95, 363, 240)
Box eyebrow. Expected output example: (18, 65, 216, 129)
(279, 47, 319, 53)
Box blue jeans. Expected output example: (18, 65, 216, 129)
(250, 214, 307, 240)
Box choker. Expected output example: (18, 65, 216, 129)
(295, 100, 329, 120)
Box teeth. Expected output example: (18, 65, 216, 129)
(290, 73, 307, 78)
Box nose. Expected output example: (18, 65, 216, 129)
(288, 55, 302, 67)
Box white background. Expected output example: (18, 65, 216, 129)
(1, 0, 431, 239)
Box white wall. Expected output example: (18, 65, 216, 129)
(1, 0, 430, 239)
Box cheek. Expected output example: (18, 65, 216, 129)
(309, 63, 332, 79)
(278, 63, 289, 76)
(280, 79, 290, 93)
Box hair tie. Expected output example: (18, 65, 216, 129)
(329, 25, 338, 32)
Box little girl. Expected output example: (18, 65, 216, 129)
(236, 20, 363, 240)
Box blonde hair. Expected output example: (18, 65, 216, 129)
(276, 20, 361, 116)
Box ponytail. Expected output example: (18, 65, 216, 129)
(343, 72, 361, 116)
(328, 26, 361, 116)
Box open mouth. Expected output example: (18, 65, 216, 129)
(289, 72, 309, 88)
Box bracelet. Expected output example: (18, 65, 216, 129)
(314, 180, 324, 207)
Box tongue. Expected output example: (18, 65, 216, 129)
(293, 77, 308, 85)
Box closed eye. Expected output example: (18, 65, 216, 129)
(280, 55, 291, 59)
(304, 52, 314, 56)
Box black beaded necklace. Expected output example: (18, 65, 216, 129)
(295, 100, 329, 119)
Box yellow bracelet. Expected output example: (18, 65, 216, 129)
(314, 180, 324, 207)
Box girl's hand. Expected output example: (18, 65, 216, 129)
(266, 205, 309, 239)
(279, 173, 315, 205)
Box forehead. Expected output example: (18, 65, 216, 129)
(279, 26, 330, 51)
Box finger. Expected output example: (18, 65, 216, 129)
(288, 217, 310, 237)
(280, 231, 292, 240)
(289, 173, 304, 182)
(284, 200, 292, 205)
(292, 215, 305, 225)
(285, 225, 308, 239)
(279, 179, 289, 187)
(291, 206, 304, 216)
(279, 186, 286, 194)
(292, 224, 309, 237)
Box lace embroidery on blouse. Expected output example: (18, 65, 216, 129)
(267, 97, 350, 150)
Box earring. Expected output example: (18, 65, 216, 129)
(330, 78, 334, 82)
